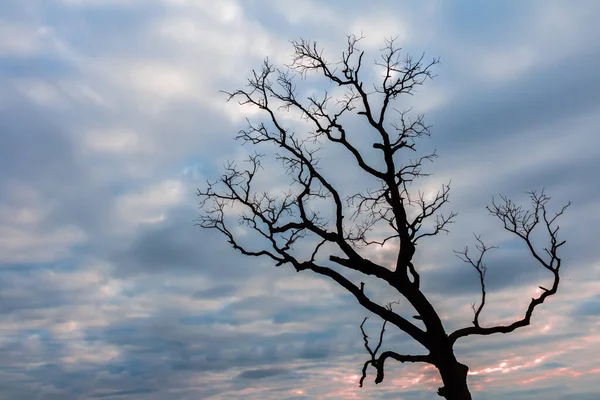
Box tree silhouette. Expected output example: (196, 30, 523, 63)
(197, 35, 569, 399)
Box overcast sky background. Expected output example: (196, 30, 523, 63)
(1, 0, 600, 399)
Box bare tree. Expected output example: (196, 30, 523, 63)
(197, 35, 569, 399)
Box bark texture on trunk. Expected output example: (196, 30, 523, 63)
(436, 359, 472, 400)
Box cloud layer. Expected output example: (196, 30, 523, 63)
(1, 0, 600, 399)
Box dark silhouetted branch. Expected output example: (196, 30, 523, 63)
(359, 301, 432, 387)
(454, 234, 497, 328)
(449, 190, 569, 345)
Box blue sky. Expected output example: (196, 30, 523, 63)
(1, 1, 600, 399)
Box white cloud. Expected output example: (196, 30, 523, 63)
(163, 0, 245, 24)
(0, 23, 43, 56)
(114, 180, 187, 228)
(477, 46, 536, 82)
(13, 79, 68, 108)
(269, 0, 338, 26)
(81, 128, 150, 155)
(0, 183, 87, 263)
(350, 15, 411, 49)
(57, 80, 111, 108)
(128, 62, 198, 99)
(0, 224, 86, 263)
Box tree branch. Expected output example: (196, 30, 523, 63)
(449, 190, 569, 345)
(454, 234, 497, 328)
(297, 261, 428, 347)
(358, 302, 432, 387)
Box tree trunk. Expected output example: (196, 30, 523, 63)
(435, 358, 472, 400)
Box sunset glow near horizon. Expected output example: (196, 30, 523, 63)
(1, 0, 600, 399)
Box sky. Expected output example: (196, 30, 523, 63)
(1, 0, 600, 399)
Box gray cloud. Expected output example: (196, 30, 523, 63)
(237, 368, 289, 380)
(1, 0, 599, 399)
(573, 296, 600, 317)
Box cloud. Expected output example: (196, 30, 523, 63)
(0, 182, 86, 263)
(0, 0, 599, 399)
(237, 368, 289, 380)
(574, 296, 600, 317)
